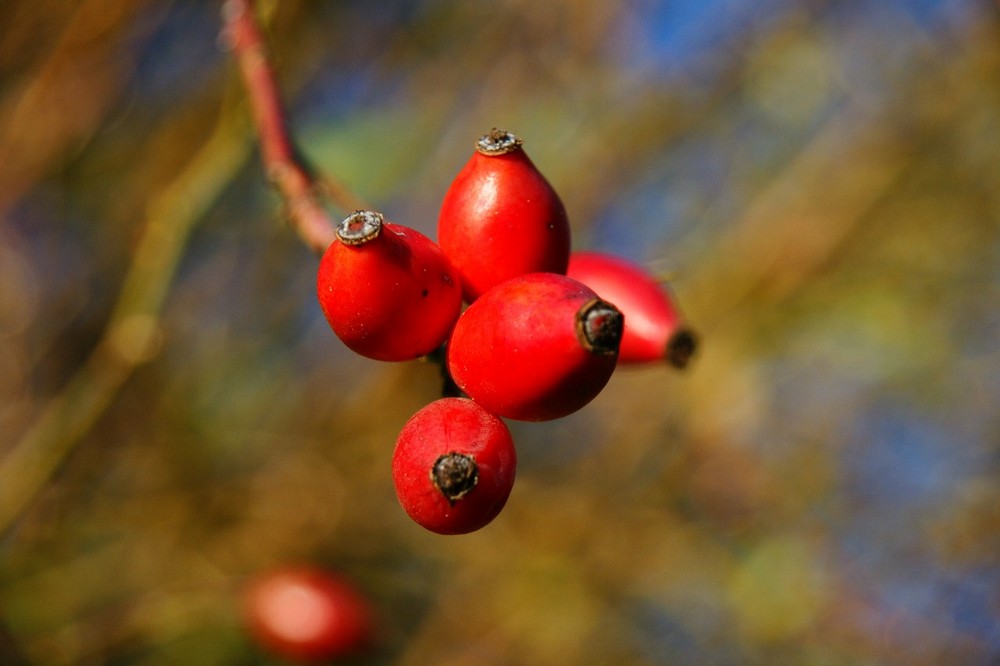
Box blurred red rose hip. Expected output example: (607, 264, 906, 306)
(243, 566, 374, 662)
(317, 210, 462, 361)
(568, 251, 697, 368)
(393, 397, 517, 535)
(438, 129, 571, 302)
(447, 272, 623, 421)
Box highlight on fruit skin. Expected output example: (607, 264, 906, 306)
(437, 128, 571, 302)
(316, 210, 463, 362)
(447, 272, 623, 422)
(567, 250, 698, 368)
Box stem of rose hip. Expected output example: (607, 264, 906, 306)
(221, 0, 368, 254)
(431, 452, 479, 505)
(424, 346, 463, 398)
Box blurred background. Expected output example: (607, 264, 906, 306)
(1, 0, 999, 663)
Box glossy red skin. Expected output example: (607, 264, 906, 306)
(438, 147, 571, 302)
(317, 221, 462, 361)
(243, 567, 374, 662)
(568, 251, 686, 364)
(393, 398, 517, 535)
(447, 273, 618, 421)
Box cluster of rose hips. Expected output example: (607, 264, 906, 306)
(316, 129, 696, 536)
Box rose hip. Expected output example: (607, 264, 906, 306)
(393, 398, 517, 535)
(243, 566, 374, 661)
(567, 251, 697, 367)
(447, 272, 623, 421)
(437, 129, 571, 302)
(317, 210, 462, 361)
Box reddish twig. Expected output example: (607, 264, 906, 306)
(221, 0, 366, 254)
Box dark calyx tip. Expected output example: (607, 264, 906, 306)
(337, 210, 383, 245)
(431, 452, 479, 504)
(577, 299, 624, 356)
(476, 128, 523, 155)
(666, 328, 698, 369)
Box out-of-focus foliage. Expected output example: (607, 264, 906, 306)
(1, 0, 999, 664)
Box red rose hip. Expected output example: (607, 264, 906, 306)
(447, 273, 623, 421)
(243, 566, 374, 662)
(567, 251, 697, 367)
(317, 210, 462, 361)
(438, 129, 571, 302)
(393, 398, 517, 535)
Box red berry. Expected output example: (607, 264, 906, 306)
(243, 566, 374, 662)
(393, 398, 517, 535)
(317, 210, 462, 361)
(567, 251, 697, 367)
(438, 129, 571, 302)
(447, 273, 623, 421)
